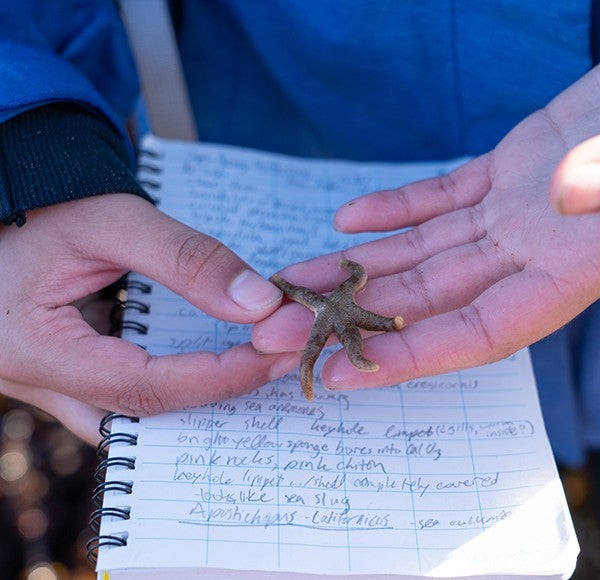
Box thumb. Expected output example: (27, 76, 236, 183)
(550, 135, 600, 215)
(78, 195, 283, 322)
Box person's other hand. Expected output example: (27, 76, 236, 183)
(0, 194, 297, 444)
(551, 134, 600, 215)
(253, 66, 600, 391)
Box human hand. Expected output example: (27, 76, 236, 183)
(550, 134, 600, 214)
(253, 67, 600, 390)
(0, 194, 297, 444)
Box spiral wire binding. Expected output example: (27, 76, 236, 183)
(86, 412, 140, 563)
(96, 431, 139, 458)
(137, 146, 164, 203)
(94, 456, 137, 484)
(108, 277, 152, 338)
(87, 145, 161, 565)
(89, 506, 131, 535)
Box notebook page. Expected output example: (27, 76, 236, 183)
(97, 137, 577, 578)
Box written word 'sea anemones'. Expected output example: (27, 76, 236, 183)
(270, 259, 404, 401)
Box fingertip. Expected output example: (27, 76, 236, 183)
(321, 349, 383, 391)
(551, 136, 600, 216)
(333, 200, 359, 232)
(228, 269, 283, 314)
(551, 163, 600, 215)
(321, 358, 364, 390)
(251, 303, 314, 353)
(267, 351, 301, 382)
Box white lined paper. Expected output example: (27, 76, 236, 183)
(96, 136, 578, 579)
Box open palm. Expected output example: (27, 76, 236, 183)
(253, 67, 600, 390)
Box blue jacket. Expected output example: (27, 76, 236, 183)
(0, 2, 137, 137)
(0, 0, 598, 466)
(0, 0, 594, 222)
(0, 1, 594, 160)
(0, 1, 144, 225)
(176, 0, 592, 160)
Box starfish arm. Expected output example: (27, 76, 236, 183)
(334, 258, 368, 295)
(343, 302, 404, 332)
(299, 315, 333, 401)
(270, 274, 327, 311)
(270, 261, 404, 400)
(339, 258, 367, 287)
(333, 319, 379, 372)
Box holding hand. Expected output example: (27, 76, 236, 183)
(0, 194, 297, 444)
(253, 67, 600, 391)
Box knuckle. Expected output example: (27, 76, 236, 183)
(390, 187, 414, 222)
(458, 304, 496, 353)
(117, 376, 167, 416)
(404, 266, 436, 318)
(404, 225, 428, 257)
(438, 171, 459, 200)
(172, 233, 226, 287)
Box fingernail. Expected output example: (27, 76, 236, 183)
(321, 360, 359, 390)
(228, 269, 282, 311)
(268, 352, 301, 382)
(555, 164, 600, 215)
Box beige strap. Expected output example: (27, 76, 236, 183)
(119, 0, 198, 141)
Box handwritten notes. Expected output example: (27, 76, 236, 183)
(139, 136, 465, 275)
(96, 137, 578, 578)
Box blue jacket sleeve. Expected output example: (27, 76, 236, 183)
(0, 1, 139, 136)
(0, 2, 150, 225)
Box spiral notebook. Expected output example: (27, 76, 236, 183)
(87, 135, 579, 579)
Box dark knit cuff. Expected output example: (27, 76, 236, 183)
(0, 103, 152, 226)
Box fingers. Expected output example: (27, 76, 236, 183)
(0, 194, 299, 433)
(272, 203, 488, 293)
(93, 196, 284, 322)
(3, 321, 299, 435)
(253, 235, 522, 352)
(267, 158, 493, 301)
(8, 314, 300, 419)
(1, 286, 300, 421)
(87, 341, 300, 416)
(321, 268, 595, 389)
(334, 153, 492, 232)
(0, 338, 298, 447)
(550, 135, 600, 215)
(24, 195, 283, 323)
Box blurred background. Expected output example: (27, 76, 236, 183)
(0, 395, 598, 580)
(0, 398, 96, 580)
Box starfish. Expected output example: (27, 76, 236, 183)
(270, 259, 404, 401)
